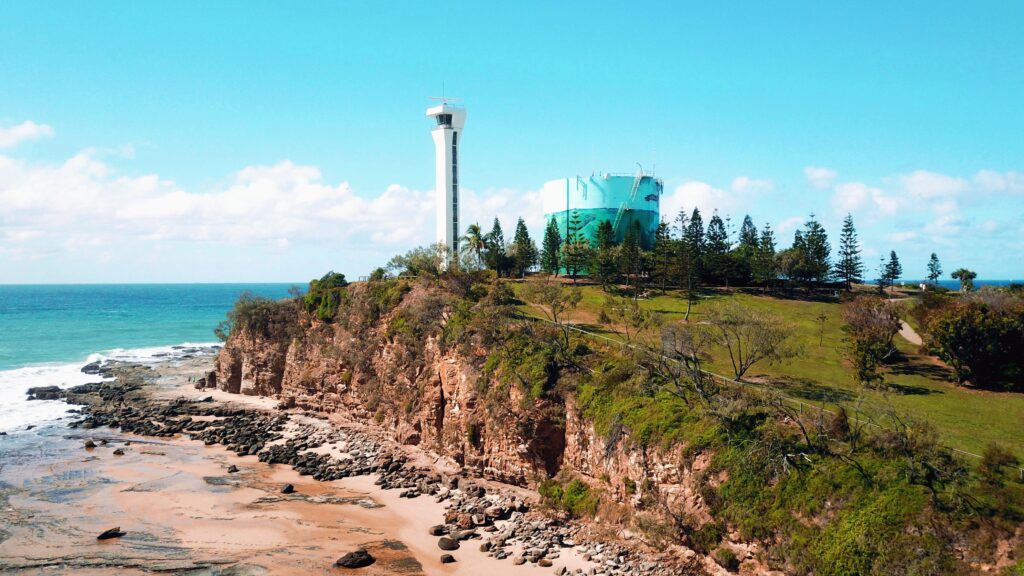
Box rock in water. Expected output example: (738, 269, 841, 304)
(440, 554, 456, 563)
(335, 548, 375, 568)
(112, 448, 125, 456)
(281, 483, 295, 494)
(97, 527, 125, 540)
(227, 464, 239, 473)
(81, 361, 102, 374)
(84, 439, 96, 449)
(26, 385, 63, 400)
(438, 537, 459, 551)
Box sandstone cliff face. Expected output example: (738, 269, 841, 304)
(211, 282, 710, 523)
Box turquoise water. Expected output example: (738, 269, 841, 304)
(0, 283, 294, 370)
(0, 284, 295, 433)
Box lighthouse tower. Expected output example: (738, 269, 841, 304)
(426, 100, 466, 263)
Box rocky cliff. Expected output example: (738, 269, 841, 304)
(210, 280, 709, 522)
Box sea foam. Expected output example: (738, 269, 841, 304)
(0, 342, 220, 434)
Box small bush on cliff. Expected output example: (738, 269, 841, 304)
(538, 478, 599, 517)
(303, 271, 349, 322)
(216, 291, 298, 341)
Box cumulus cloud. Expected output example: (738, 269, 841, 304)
(804, 166, 837, 190)
(0, 121, 54, 148)
(973, 169, 1024, 194)
(775, 216, 804, 235)
(898, 170, 970, 200)
(661, 181, 735, 220)
(833, 182, 900, 217)
(0, 149, 537, 263)
(731, 176, 773, 194)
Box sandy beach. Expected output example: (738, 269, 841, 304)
(0, 356, 598, 575)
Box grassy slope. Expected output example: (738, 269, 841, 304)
(513, 281, 1024, 459)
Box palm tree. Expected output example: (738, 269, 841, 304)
(460, 223, 486, 269)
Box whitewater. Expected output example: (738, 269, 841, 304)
(0, 283, 294, 433)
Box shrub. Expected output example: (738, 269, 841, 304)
(538, 478, 599, 517)
(978, 444, 1019, 487)
(842, 296, 900, 387)
(714, 547, 740, 572)
(926, 300, 1024, 389)
(623, 477, 637, 495)
(216, 291, 298, 341)
(303, 271, 349, 322)
(689, 522, 724, 554)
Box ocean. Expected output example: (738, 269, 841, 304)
(0, 283, 295, 433)
(905, 279, 1020, 290)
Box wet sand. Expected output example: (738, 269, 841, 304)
(0, 357, 592, 575)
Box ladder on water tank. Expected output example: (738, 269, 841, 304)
(613, 172, 645, 233)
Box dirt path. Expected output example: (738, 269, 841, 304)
(898, 321, 923, 346)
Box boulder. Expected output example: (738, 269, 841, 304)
(27, 386, 63, 400)
(438, 537, 460, 551)
(81, 361, 102, 374)
(334, 548, 375, 569)
(97, 527, 125, 540)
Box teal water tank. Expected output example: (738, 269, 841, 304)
(541, 173, 662, 249)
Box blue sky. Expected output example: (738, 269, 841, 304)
(1, 1, 1022, 282)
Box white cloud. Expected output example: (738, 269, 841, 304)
(973, 169, 1024, 194)
(731, 176, 773, 194)
(804, 166, 837, 190)
(775, 216, 804, 235)
(888, 231, 917, 243)
(898, 169, 969, 199)
(662, 181, 735, 221)
(0, 150, 539, 263)
(833, 182, 900, 217)
(0, 121, 54, 148)
(923, 214, 966, 238)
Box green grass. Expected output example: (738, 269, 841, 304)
(512, 280, 1024, 459)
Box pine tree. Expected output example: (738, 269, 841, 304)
(702, 212, 730, 285)
(591, 219, 619, 288)
(679, 208, 705, 319)
(739, 215, 758, 249)
(620, 221, 643, 300)
(754, 223, 777, 291)
(802, 214, 832, 288)
(836, 213, 864, 291)
(562, 210, 590, 282)
(652, 220, 673, 292)
(927, 253, 942, 287)
(705, 212, 730, 255)
(484, 217, 506, 274)
(510, 217, 538, 277)
(883, 250, 903, 295)
(540, 217, 561, 275)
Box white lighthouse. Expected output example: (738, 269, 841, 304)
(426, 100, 466, 263)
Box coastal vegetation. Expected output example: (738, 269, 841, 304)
(213, 210, 1024, 573)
